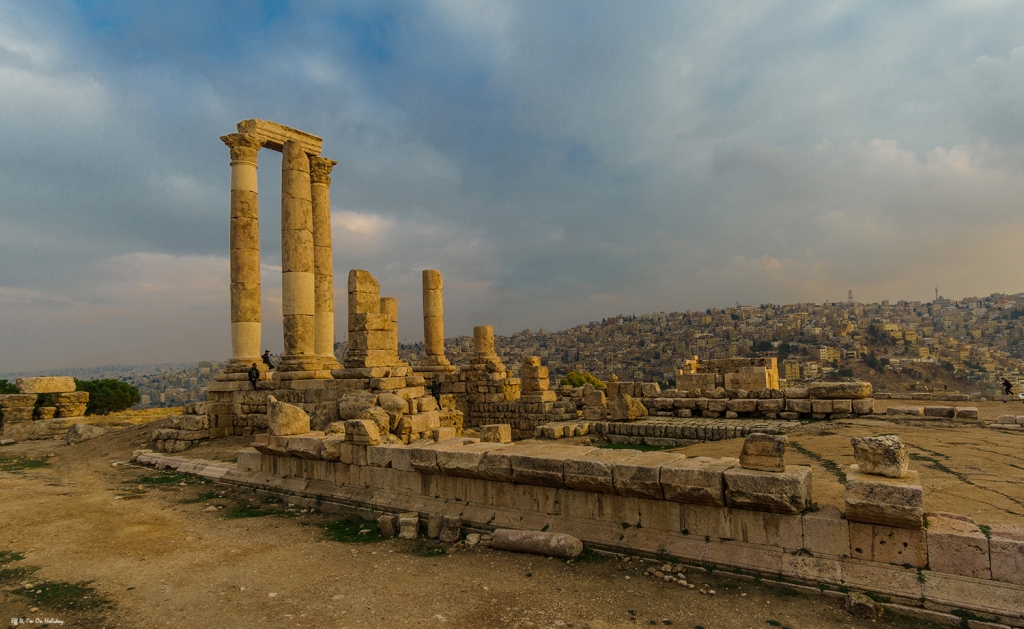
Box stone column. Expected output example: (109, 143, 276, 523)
(309, 156, 340, 370)
(276, 140, 321, 377)
(218, 132, 267, 380)
(380, 297, 402, 365)
(473, 325, 497, 362)
(422, 270, 450, 367)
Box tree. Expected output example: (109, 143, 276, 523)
(559, 371, 606, 389)
(0, 379, 18, 394)
(750, 340, 773, 353)
(75, 379, 140, 415)
(777, 343, 791, 359)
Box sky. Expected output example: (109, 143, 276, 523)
(1, 0, 1023, 373)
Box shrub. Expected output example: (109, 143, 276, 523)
(559, 371, 606, 389)
(0, 379, 18, 394)
(75, 379, 140, 415)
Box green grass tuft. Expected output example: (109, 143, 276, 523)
(322, 518, 385, 544)
(0, 454, 49, 473)
(14, 580, 112, 611)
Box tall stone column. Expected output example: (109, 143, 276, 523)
(421, 270, 450, 367)
(218, 132, 267, 380)
(276, 140, 321, 378)
(309, 156, 340, 370)
(473, 325, 497, 363)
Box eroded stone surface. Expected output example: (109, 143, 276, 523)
(844, 467, 922, 529)
(850, 435, 908, 478)
(723, 465, 811, 514)
(267, 396, 311, 436)
(16, 376, 76, 394)
(739, 433, 786, 472)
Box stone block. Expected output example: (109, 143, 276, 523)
(923, 406, 955, 418)
(480, 424, 512, 443)
(851, 435, 908, 478)
(739, 433, 786, 472)
(660, 456, 737, 506)
(563, 449, 639, 494)
(831, 399, 852, 413)
(726, 399, 757, 413)
(344, 419, 381, 446)
(286, 432, 326, 459)
(16, 376, 75, 394)
(0, 394, 37, 408)
(318, 436, 344, 461)
(927, 513, 990, 579)
(808, 381, 871, 399)
(811, 399, 833, 414)
(887, 406, 923, 416)
(582, 406, 607, 420)
(682, 504, 731, 539)
(612, 451, 685, 499)
(849, 522, 927, 568)
(65, 423, 106, 445)
(267, 396, 311, 436)
(802, 504, 849, 557)
(409, 437, 478, 473)
(724, 466, 812, 514)
(367, 444, 404, 467)
(784, 387, 809, 399)
(582, 390, 606, 406)
(844, 467, 922, 528)
(851, 399, 874, 414)
(607, 394, 648, 421)
(398, 512, 419, 539)
(989, 524, 1024, 585)
(478, 444, 546, 481)
(707, 399, 728, 412)
(730, 509, 803, 550)
(337, 391, 378, 420)
(511, 445, 595, 488)
(954, 406, 979, 420)
(786, 399, 811, 413)
(437, 442, 512, 477)
(756, 398, 784, 413)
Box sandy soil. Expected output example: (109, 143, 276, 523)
(1, 406, 1017, 628)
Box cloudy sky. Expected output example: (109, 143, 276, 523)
(1, 0, 1023, 372)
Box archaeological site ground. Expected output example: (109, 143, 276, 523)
(2, 121, 1023, 628)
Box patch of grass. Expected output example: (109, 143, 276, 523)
(0, 565, 39, 585)
(138, 471, 195, 485)
(223, 503, 276, 519)
(401, 539, 446, 557)
(0, 454, 49, 473)
(600, 443, 675, 452)
(788, 441, 846, 483)
(14, 579, 112, 611)
(770, 586, 800, 597)
(0, 550, 25, 564)
(180, 491, 222, 504)
(978, 524, 992, 539)
(322, 518, 384, 544)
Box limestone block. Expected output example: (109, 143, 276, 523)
(436, 442, 512, 477)
(851, 399, 874, 414)
(377, 514, 398, 538)
(784, 387, 809, 399)
(400, 411, 440, 434)
(739, 433, 787, 472)
(927, 514, 990, 579)
(318, 436, 345, 461)
(324, 422, 346, 436)
(922, 406, 955, 418)
(432, 427, 456, 441)
(409, 438, 479, 473)
(337, 392, 378, 420)
(344, 419, 381, 446)
(357, 406, 391, 436)
(1, 407, 33, 422)
(802, 504, 849, 557)
(641, 383, 661, 397)
(476, 443, 544, 481)
(267, 396, 311, 436)
(660, 456, 737, 506)
(285, 433, 326, 460)
(811, 399, 833, 413)
(439, 516, 462, 543)
(954, 407, 979, 420)
(723, 466, 812, 514)
(844, 467, 922, 528)
(707, 399, 728, 412)
(845, 592, 884, 620)
(887, 406, 923, 416)
(521, 364, 548, 380)
(989, 524, 1024, 585)
(415, 396, 439, 412)
(786, 399, 811, 413)
(473, 325, 495, 355)
(607, 394, 648, 421)
(168, 414, 210, 431)
(398, 512, 419, 539)
(65, 423, 106, 445)
(831, 399, 852, 413)
(55, 402, 87, 418)
(16, 376, 76, 394)
(34, 407, 56, 420)
(51, 391, 88, 404)
(563, 449, 639, 494)
(480, 424, 511, 443)
(612, 451, 685, 499)
(849, 522, 927, 567)
(808, 382, 871, 399)
(730, 509, 803, 549)
(682, 504, 731, 539)
(582, 406, 607, 421)
(583, 390, 606, 406)
(2, 420, 35, 441)
(851, 435, 908, 479)
(994, 414, 1017, 424)
(726, 399, 757, 413)
(510, 445, 596, 488)
(491, 529, 583, 559)
(756, 398, 784, 413)
(0, 394, 38, 408)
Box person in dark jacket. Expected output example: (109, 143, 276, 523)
(248, 363, 260, 390)
(262, 350, 275, 370)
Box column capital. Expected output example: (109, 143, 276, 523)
(221, 133, 264, 163)
(309, 156, 338, 185)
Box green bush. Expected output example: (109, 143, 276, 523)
(0, 379, 18, 394)
(74, 379, 140, 415)
(559, 371, 606, 389)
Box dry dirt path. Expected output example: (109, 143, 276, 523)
(0, 422, 954, 629)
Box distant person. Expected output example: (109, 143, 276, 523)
(248, 363, 260, 390)
(1001, 378, 1013, 402)
(430, 381, 441, 403)
(262, 350, 275, 370)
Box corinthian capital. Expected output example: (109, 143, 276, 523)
(220, 133, 264, 163)
(309, 156, 339, 185)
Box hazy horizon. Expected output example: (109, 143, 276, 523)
(3, 1, 1024, 373)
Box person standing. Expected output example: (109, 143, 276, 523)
(1001, 378, 1013, 402)
(262, 350, 275, 370)
(248, 363, 260, 390)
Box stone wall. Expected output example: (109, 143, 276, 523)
(0, 377, 88, 441)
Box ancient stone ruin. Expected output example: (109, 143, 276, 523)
(0, 377, 89, 441)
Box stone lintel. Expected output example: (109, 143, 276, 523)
(235, 119, 323, 156)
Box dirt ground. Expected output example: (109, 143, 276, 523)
(1, 404, 1020, 628)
